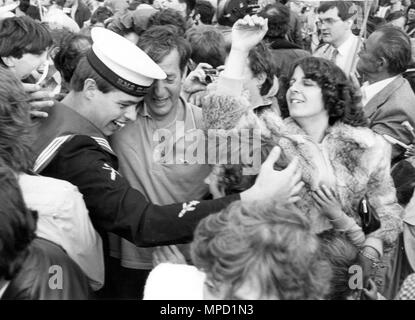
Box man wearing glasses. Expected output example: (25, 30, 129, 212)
(313, 1, 360, 75)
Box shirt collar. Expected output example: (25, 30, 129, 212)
(361, 76, 398, 106)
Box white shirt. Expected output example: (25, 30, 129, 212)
(360, 76, 398, 106)
(335, 34, 359, 73)
(19, 174, 104, 291)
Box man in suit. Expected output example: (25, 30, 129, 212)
(313, 1, 360, 75)
(358, 25, 415, 164)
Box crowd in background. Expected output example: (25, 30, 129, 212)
(1, 0, 415, 300)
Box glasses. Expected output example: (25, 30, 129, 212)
(317, 18, 342, 27)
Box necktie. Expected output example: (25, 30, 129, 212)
(331, 48, 339, 64)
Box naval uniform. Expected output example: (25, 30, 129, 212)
(32, 102, 239, 247)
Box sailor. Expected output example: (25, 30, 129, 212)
(32, 27, 301, 257)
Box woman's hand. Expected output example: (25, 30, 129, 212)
(312, 185, 343, 220)
(231, 15, 268, 53)
(152, 245, 187, 267)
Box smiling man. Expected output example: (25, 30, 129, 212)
(109, 25, 212, 299)
(313, 1, 360, 74)
(31, 27, 304, 298)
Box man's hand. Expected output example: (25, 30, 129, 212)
(22, 83, 55, 118)
(241, 146, 304, 204)
(152, 245, 187, 267)
(182, 62, 212, 96)
(231, 15, 268, 53)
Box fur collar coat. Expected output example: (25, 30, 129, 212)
(204, 99, 403, 250)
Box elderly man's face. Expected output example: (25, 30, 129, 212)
(144, 49, 183, 122)
(357, 32, 382, 77)
(318, 7, 351, 47)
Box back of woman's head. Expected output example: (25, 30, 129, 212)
(280, 57, 368, 127)
(191, 201, 332, 299)
(0, 67, 34, 173)
(0, 166, 37, 280)
(318, 230, 360, 300)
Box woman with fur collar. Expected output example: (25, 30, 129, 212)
(202, 16, 403, 274)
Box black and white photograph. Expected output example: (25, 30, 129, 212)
(0, 0, 415, 308)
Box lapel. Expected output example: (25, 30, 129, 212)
(364, 75, 405, 119)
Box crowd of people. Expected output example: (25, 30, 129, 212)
(1, 0, 415, 300)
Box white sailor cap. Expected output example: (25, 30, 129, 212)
(88, 27, 166, 97)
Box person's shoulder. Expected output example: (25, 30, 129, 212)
(144, 263, 205, 300)
(6, 238, 89, 300)
(329, 122, 385, 150)
(19, 173, 81, 207)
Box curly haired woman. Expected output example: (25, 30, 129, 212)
(202, 16, 403, 294)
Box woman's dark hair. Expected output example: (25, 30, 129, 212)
(280, 57, 369, 127)
(0, 166, 37, 280)
(318, 230, 360, 300)
(0, 67, 34, 173)
(53, 32, 92, 84)
(248, 41, 277, 97)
